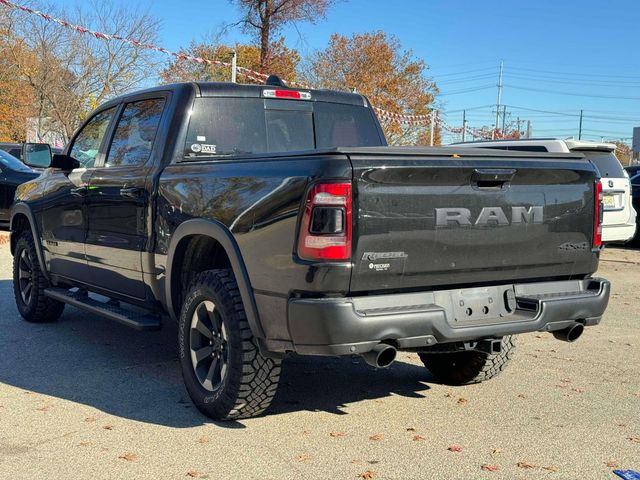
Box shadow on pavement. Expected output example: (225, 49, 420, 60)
(0, 279, 433, 428)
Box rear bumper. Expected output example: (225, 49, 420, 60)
(602, 222, 636, 243)
(287, 278, 610, 356)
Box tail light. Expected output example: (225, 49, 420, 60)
(297, 183, 352, 261)
(593, 180, 603, 248)
(263, 89, 311, 100)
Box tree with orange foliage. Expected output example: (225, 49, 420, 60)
(304, 31, 439, 145)
(161, 39, 300, 84)
(0, 19, 35, 141)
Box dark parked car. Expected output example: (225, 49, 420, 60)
(0, 150, 39, 227)
(9, 80, 610, 420)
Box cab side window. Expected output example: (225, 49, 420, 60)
(105, 99, 165, 168)
(69, 108, 115, 168)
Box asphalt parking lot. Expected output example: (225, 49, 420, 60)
(0, 235, 638, 480)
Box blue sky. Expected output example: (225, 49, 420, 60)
(52, 0, 640, 143)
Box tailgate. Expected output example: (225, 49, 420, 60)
(349, 151, 599, 293)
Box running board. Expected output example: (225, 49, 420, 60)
(44, 288, 161, 331)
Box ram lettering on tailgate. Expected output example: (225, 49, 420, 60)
(435, 206, 543, 227)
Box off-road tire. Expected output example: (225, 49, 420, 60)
(178, 269, 281, 420)
(419, 336, 516, 385)
(12, 231, 65, 323)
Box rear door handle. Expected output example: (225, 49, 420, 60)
(120, 187, 144, 198)
(70, 187, 88, 197)
(472, 169, 516, 189)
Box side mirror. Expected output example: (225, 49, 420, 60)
(22, 143, 52, 168)
(51, 154, 80, 171)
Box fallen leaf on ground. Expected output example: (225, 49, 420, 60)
(457, 398, 468, 405)
(444, 392, 453, 398)
(406, 427, 416, 432)
(517, 394, 526, 398)
(78, 441, 93, 447)
(413, 435, 426, 441)
(571, 388, 585, 393)
(605, 461, 620, 468)
(35, 406, 49, 412)
(629, 437, 640, 443)
(197, 436, 209, 444)
(103, 425, 113, 430)
(369, 434, 383, 441)
(358, 470, 376, 479)
(186, 470, 200, 478)
(542, 465, 558, 472)
(84, 417, 96, 423)
(517, 462, 537, 469)
(296, 454, 311, 462)
(330, 431, 346, 437)
(481, 464, 500, 472)
(447, 445, 462, 452)
(491, 448, 503, 455)
(118, 453, 138, 462)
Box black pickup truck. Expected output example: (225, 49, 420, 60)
(9, 79, 610, 420)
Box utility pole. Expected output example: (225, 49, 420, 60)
(516, 117, 521, 137)
(231, 51, 237, 83)
(526, 120, 532, 139)
(501, 105, 507, 135)
(493, 61, 504, 140)
(429, 110, 435, 147)
(462, 110, 467, 142)
(578, 109, 583, 140)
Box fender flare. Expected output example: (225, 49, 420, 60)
(10, 203, 50, 282)
(165, 219, 266, 340)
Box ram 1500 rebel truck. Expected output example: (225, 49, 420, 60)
(10, 80, 610, 420)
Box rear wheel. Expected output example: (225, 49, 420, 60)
(178, 269, 281, 420)
(12, 231, 65, 323)
(419, 336, 516, 385)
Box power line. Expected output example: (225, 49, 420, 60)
(508, 65, 640, 80)
(504, 85, 640, 100)
(504, 73, 640, 88)
(437, 85, 496, 96)
(436, 73, 497, 85)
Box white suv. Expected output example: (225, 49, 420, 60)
(451, 138, 637, 243)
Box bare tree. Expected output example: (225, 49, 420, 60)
(230, 0, 336, 73)
(4, 0, 161, 143)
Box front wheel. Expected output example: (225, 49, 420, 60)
(13, 231, 65, 323)
(178, 269, 281, 420)
(419, 336, 516, 385)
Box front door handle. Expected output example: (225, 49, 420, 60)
(70, 187, 88, 197)
(120, 187, 144, 199)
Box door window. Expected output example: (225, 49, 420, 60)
(105, 99, 165, 167)
(69, 108, 116, 168)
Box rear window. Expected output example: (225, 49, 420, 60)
(575, 150, 625, 178)
(184, 97, 382, 158)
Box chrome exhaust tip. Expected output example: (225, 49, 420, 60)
(361, 343, 397, 368)
(553, 323, 585, 343)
